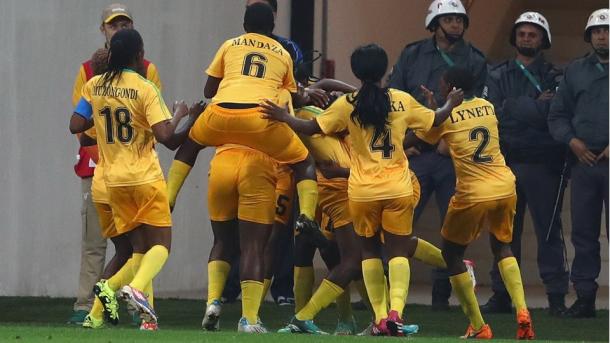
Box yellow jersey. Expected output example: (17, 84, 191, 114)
(295, 106, 351, 169)
(417, 97, 515, 202)
(316, 88, 434, 201)
(79, 69, 172, 187)
(206, 33, 297, 105)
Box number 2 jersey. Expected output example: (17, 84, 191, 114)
(206, 32, 297, 104)
(316, 88, 434, 202)
(417, 97, 515, 203)
(78, 69, 172, 187)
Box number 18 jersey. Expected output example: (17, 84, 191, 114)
(417, 97, 515, 202)
(81, 70, 172, 187)
(206, 32, 297, 105)
(316, 88, 434, 202)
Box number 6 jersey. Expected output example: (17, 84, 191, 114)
(417, 97, 515, 203)
(316, 89, 434, 202)
(206, 32, 297, 105)
(77, 69, 172, 187)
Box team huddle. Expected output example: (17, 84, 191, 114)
(68, 0, 610, 339)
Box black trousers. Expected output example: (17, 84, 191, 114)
(569, 161, 608, 298)
(490, 162, 569, 296)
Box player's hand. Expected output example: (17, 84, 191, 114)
(537, 90, 554, 101)
(260, 99, 290, 122)
(420, 85, 438, 109)
(188, 101, 206, 121)
(569, 138, 596, 166)
(317, 160, 349, 179)
(304, 88, 330, 108)
(405, 147, 421, 157)
(172, 100, 189, 120)
(446, 88, 464, 108)
(596, 146, 609, 162)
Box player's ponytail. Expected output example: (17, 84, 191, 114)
(349, 44, 391, 137)
(100, 29, 144, 88)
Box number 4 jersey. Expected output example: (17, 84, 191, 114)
(76, 69, 172, 187)
(316, 88, 434, 202)
(206, 32, 297, 104)
(417, 97, 515, 202)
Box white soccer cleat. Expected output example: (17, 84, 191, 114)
(202, 299, 222, 331)
(237, 317, 268, 333)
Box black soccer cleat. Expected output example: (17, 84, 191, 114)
(295, 214, 330, 249)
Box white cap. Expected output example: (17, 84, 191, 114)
(425, 0, 468, 30)
(512, 11, 551, 49)
(585, 8, 609, 42)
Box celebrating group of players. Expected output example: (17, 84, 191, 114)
(68, 0, 541, 339)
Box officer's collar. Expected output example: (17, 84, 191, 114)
(425, 36, 468, 56)
(509, 54, 546, 72)
(585, 51, 608, 65)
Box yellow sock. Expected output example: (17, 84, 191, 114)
(261, 278, 272, 303)
(413, 238, 447, 269)
(362, 258, 387, 324)
(294, 266, 315, 313)
(450, 272, 485, 330)
(354, 279, 372, 312)
(296, 179, 318, 220)
(241, 280, 264, 324)
(130, 245, 169, 291)
(107, 257, 136, 291)
(296, 279, 344, 321)
(388, 257, 410, 316)
(90, 297, 104, 320)
(207, 260, 231, 305)
(144, 281, 154, 308)
(498, 257, 527, 311)
(335, 286, 353, 322)
(167, 160, 192, 208)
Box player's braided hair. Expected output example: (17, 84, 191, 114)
(100, 29, 143, 88)
(349, 44, 391, 137)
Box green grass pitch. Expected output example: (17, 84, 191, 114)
(0, 297, 607, 342)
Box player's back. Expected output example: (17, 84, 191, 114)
(428, 97, 515, 202)
(84, 70, 172, 187)
(207, 33, 296, 105)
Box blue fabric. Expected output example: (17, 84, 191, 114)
(273, 34, 303, 65)
(74, 97, 93, 120)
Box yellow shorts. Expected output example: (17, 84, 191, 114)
(94, 202, 118, 238)
(107, 180, 172, 234)
(441, 195, 516, 246)
(274, 165, 294, 225)
(91, 170, 109, 204)
(318, 177, 350, 229)
(349, 196, 415, 238)
(189, 104, 309, 164)
(208, 148, 277, 225)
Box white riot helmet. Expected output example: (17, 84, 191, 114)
(510, 12, 551, 49)
(584, 8, 609, 42)
(425, 0, 469, 31)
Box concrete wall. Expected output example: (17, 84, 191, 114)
(0, 0, 607, 298)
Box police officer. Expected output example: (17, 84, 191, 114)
(482, 12, 568, 316)
(389, 0, 487, 310)
(549, 8, 609, 318)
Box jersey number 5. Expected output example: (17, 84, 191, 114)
(469, 127, 492, 163)
(100, 107, 134, 144)
(370, 128, 395, 159)
(242, 53, 268, 78)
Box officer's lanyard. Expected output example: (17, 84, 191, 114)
(514, 60, 542, 93)
(436, 45, 455, 67)
(595, 62, 606, 73)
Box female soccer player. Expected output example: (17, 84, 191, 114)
(69, 29, 200, 326)
(261, 44, 463, 336)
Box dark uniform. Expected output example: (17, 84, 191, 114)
(549, 52, 609, 314)
(485, 56, 568, 312)
(389, 37, 487, 306)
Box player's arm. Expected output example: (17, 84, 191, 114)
(317, 160, 350, 179)
(204, 76, 222, 99)
(69, 97, 94, 134)
(309, 78, 357, 94)
(431, 88, 464, 126)
(403, 131, 422, 150)
(152, 101, 205, 150)
(80, 131, 96, 147)
(260, 99, 322, 135)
